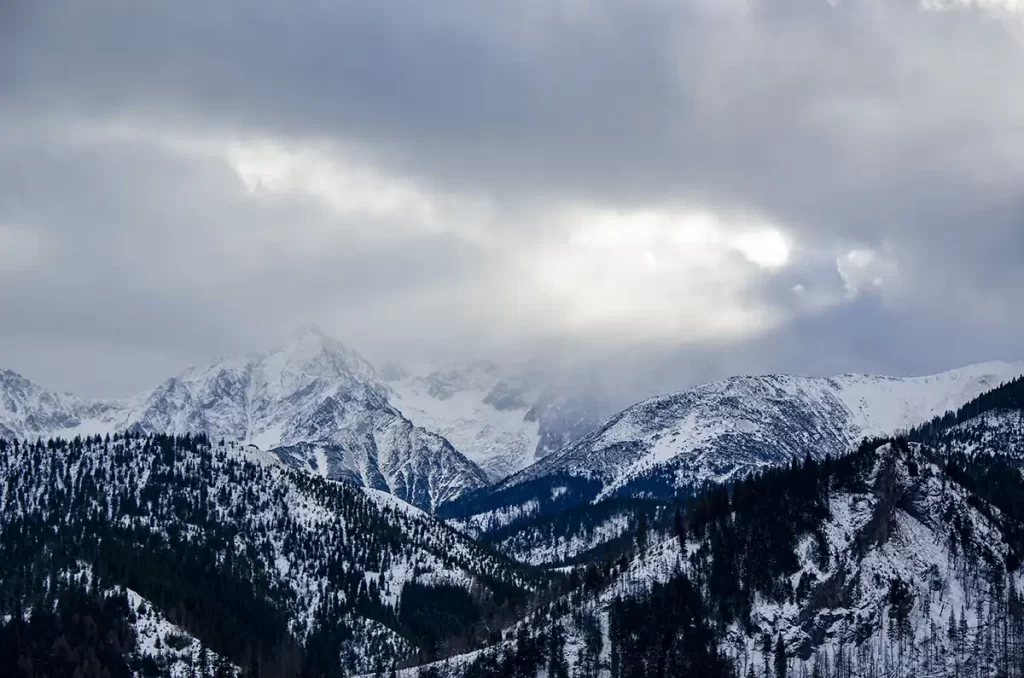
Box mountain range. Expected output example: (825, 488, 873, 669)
(3, 332, 1024, 678)
(3, 327, 1021, 516)
(1, 328, 491, 512)
(440, 361, 1024, 542)
(523, 363, 1024, 496)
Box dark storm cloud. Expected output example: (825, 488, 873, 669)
(2, 0, 1023, 396)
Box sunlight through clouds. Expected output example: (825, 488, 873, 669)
(837, 248, 899, 297)
(527, 206, 793, 341)
(728, 229, 790, 270)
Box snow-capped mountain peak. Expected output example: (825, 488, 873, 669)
(446, 361, 1024, 535)
(262, 324, 385, 392)
(827, 360, 1024, 440)
(527, 361, 1024, 499)
(0, 368, 121, 441)
(116, 327, 390, 447)
(0, 331, 489, 512)
(4, 349, 1023, 513)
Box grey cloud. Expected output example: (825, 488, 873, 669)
(0, 133, 495, 352)
(2, 0, 1023, 396)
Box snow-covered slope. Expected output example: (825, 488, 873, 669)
(33, 564, 241, 677)
(717, 442, 1018, 675)
(126, 586, 240, 678)
(386, 361, 542, 481)
(0, 368, 128, 440)
(922, 409, 1024, 461)
(505, 361, 1024, 502)
(488, 508, 638, 568)
(385, 361, 609, 481)
(0, 328, 489, 512)
(832, 362, 1024, 439)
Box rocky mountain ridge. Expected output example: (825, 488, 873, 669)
(0, 328, 489, 511)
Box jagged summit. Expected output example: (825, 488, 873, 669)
(0, 367, 120, 441)
(269, 323, 373, 371)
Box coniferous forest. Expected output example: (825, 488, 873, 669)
(0, 433, 538, 677)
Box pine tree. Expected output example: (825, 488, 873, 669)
(199, 643, 211, 678)
(959, 606, 969, 661)
(674, 506, 687, 548)
(774, 634, 787, 678)
(949, 609, 959, 674)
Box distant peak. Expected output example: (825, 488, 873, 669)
(292, 322, 328, 340)
(0, 369, 32, 388)
(272, 323, 346, 356)
(261, 325, 382, 383)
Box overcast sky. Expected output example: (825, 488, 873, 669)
(2, 0, 1023, 398)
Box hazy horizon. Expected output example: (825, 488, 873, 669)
(5, 321, 1021, 405)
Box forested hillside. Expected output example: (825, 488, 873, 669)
(0, 433, 539, 677)
(401, 435, 1024, 678)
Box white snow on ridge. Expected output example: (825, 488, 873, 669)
(449, 499, 542, 538)
(507, 360, 1024, 501)
(387, 363, 542, 481)
(496, 512, 634, 566)
(361, 486, 430, 519)
(0, 327, 491, 512)
(832, 360, 1024, 439)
